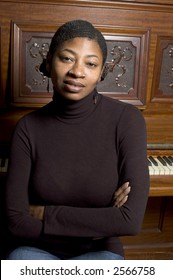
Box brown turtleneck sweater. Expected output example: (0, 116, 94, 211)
(6, 90, 149, 258)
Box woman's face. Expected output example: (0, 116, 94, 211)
(48, 37, 104, 101)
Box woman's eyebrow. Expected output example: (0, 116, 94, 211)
(61, 48, 76, 55)
(61, 48, 100, 59)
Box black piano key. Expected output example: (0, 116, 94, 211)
(163, 156, 173, 166)
(168, 156, 173, 163)
(149, 156, 158, 166)
(148, 159, 152, 166)
(157, 156, 167, 166)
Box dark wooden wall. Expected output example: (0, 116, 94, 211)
(0, 0, 173, 259)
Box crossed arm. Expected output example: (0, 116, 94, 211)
(30, 182, 131, 220)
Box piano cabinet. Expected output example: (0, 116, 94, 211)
(120, 196, 173, 260)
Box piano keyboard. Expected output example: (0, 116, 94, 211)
(148, 156, 173, 175)
(0, 156, 173, 175)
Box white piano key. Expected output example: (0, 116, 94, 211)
(155, 157, 171, 175)
(153, 158, 166, 175)
(150, 163, 159, 175)
(162, 156, 173, 174)
(147, 156, 173, 175)
(148, 157, 160, 175)
(167, 162, 173, 175)
(148, 165, 155, 175)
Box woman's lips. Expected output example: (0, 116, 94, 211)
(64, 80, 85, 93)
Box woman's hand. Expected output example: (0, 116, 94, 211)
(29, 205, 45, 220)
(29, 182, 131, 218)
(113, 182, 131, 208)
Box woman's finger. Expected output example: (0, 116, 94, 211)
(114, 185, 131, 201)
(114, 195, 128, 208)
(114, 182, 130, 197)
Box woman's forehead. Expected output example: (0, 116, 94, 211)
(58, 37, 103, 56)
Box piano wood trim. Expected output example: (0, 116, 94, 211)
(147, 148, 173, 156)
(2, 0, 173, 12)
(124, 247, 173, 260)
(150, 176, 173, 196)
(147, 143, 173, 150)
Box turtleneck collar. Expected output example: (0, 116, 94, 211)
(52, 89, 100, 123)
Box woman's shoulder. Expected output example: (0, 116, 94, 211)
(15, 102, 54, 128)
(100, 95, 141, 116)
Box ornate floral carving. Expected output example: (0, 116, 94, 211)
(26, 40, 51, 90)
(159, 44, 173, 95)
(100, 41, 135, 93)
(29, 42, 49, 59)
(102, 45, 133, 88)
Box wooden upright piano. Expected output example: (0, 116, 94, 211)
(0, 0, 173, 259)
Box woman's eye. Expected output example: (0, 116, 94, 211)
(87, 62, 97, 68)
(61, 56, 73, 63)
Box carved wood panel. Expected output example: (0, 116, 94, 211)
(11, 21, 149, 107)
(97, 29, 149, 107)
(151, 36, 173, 103)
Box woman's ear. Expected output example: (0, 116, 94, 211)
(39, 53, 52, 78)
(99, 65, 106, 82)
(100, 63, 108, 81)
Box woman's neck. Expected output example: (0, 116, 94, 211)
(52, 89, 100, 122)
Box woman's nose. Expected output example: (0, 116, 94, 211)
(68, 63, 85, 78)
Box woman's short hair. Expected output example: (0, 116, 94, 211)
(40, 19, 107, 77)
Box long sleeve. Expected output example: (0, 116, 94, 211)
(43, 104, 149, 238)
(6, 119, 43, 239)
(5, 96, 150, 255)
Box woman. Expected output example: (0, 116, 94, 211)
(6, 20, 149, 260)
